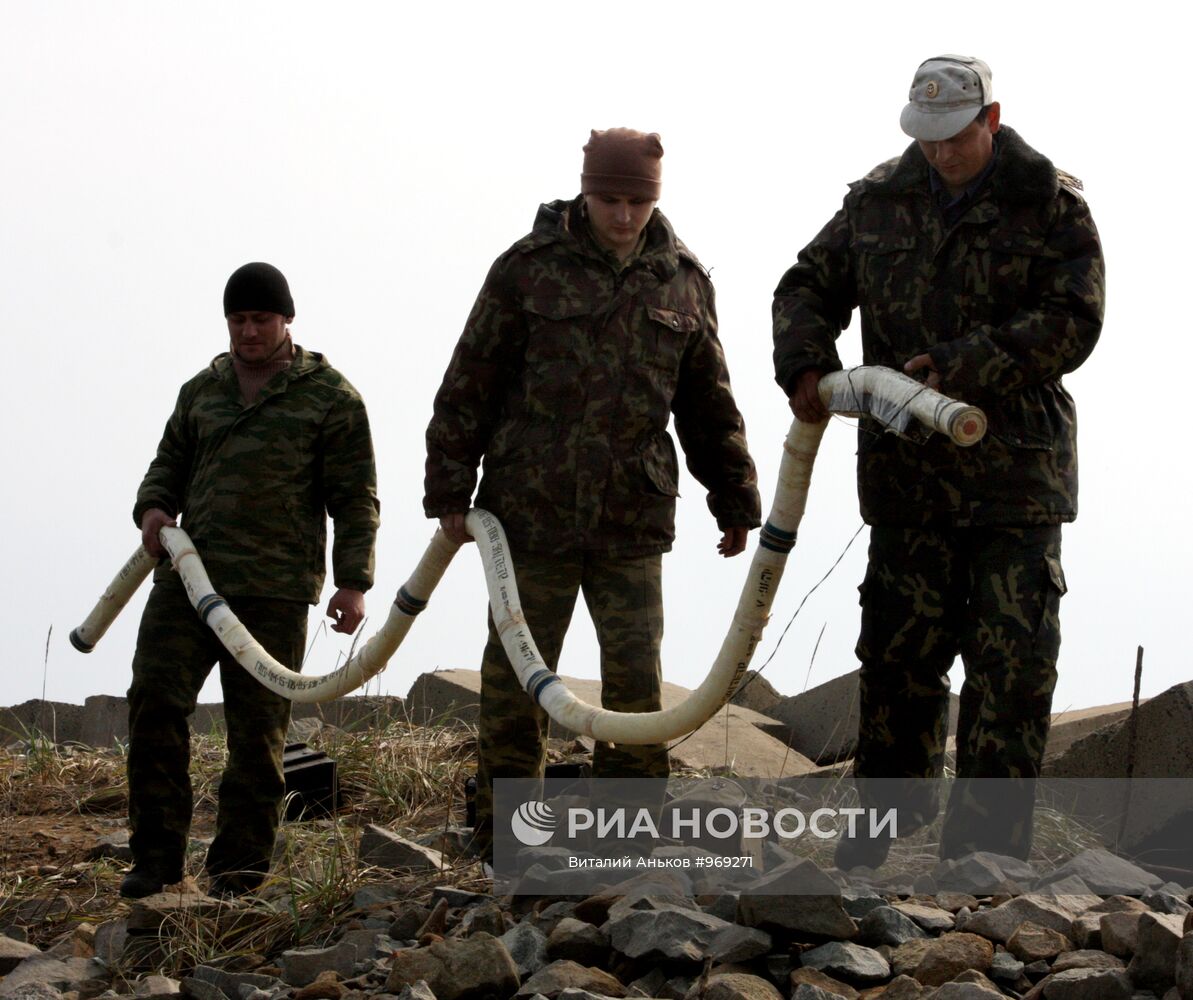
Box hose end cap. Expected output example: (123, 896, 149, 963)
(69, 629, 95, 654)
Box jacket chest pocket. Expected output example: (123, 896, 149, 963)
(521, 296, 595, 406)
(641, 304, 698, 372)
(853, 234, 919, 305)
(967, 229, 1061, 319)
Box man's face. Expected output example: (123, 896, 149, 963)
(917, 102, 1000, 195)
(584, 193, 656, 259)
(227, 311, 290, 363)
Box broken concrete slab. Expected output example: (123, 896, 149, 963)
(1043, 680, 1193, 864)
(0, 701, 84, 747)
(1, 694, 406, 749)
(729, 670, 783, 718)
(79, 695, 129, 747)
(1045, 702, 1137, 761)
(764, 670, 959, 765)
(403, 669, 809, 778)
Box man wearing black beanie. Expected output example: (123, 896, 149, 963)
(120, 262, 380, 899)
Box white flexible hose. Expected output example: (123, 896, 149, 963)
(70, 365, 983, 740)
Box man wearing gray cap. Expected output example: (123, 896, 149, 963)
(773, 56, 1104, 867)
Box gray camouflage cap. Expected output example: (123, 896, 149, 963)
(900, 55, 993, 141)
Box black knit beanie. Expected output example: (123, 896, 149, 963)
(223, 262, 295, 317)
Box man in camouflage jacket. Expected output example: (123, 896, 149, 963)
(773, 56, 1104, 864)
(121, 262, 380, 898)
(426, 129, 761, 859)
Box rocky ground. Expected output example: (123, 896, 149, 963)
(3, 813, 1193, 1000)
(4, 684, 1193, 1000)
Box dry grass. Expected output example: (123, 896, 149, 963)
(0, 717, 480, 967)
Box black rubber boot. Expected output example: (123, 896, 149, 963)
(119, 862, 181, 899)
(833, 834, 892, 872)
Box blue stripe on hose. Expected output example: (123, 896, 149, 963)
(759, 521, 797, 554)
(394, 586, 427, 616)
(197, 594, 228, 623)
(526, 670, 560, 704)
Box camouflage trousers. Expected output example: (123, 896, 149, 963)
(127, 577, 306, 887)
(853, 525, 1066, 858)
(474, 549, 671, 858)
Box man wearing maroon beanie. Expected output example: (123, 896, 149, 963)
(425, 128, 761, 862)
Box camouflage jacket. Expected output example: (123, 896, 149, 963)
(135, 345, 380, 603)
(773, 127, 1105, 527)
(425, 197, 761, 555)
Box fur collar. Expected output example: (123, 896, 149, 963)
(867, 126, 1061, 204)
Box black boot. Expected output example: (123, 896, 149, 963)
(119, 861, 181, 899)
(833, 834, 892, 872)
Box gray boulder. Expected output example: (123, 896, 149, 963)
(386, 933, 520, 1000)
(892, 902, 956, 934)
(1127, 913, 1187, 994)
(799, 942, 891, 984)
(501, 922, 550, 978)
(1175, 932, 1193, 1000)
(701, 973, 784, 1000)
(515, 961, 626, 999)
(736, 859, 855, 938)
(1035, 850, 1163, 896)
(963, 896, 1076, 944)
(858, 907, 929, 947)
(606, 904, 770, 963)
(933, 853, 1038, 894)
(1043, 968, 1134, 1000)
(0, 957, 108, 998)
(912, 933, 994, 987)
(547, 918, 608, 967)
(278, 942, 357, 987)
(0, 938, 41, 976)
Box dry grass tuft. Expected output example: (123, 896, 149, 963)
(0, 717, 479, 966)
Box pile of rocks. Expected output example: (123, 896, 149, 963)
(2, 846, 1191, 1000)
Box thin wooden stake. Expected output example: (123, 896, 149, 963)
(1116, 645, 1144, 849)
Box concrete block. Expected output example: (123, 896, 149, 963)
(190, 703, 226, 735)
(0, 700, 84, 745)
(1045, 702, 1136, 761)
(667, 707, 818, 778)
(290, 695, 406, 732)
(729, 670, 784, 718)
(406, 668, 482, 727)
(80, 695, 128, 747)
(405, 668, 810, 778)
(1043, 680, 1193, 864)
(767, 670, 959, 765)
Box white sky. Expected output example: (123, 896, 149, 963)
(1, 2, 1186, 720)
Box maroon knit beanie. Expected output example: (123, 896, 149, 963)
(580, 128, 664, 199)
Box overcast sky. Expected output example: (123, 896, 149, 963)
(2, 2, 1186, 726)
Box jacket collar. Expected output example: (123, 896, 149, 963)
(873, 126, 1059, 204)
(526, 196, 687, 281)
(208, 342, 325, 382)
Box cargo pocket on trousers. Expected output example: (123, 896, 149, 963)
(1033, 552, 1067, 654)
